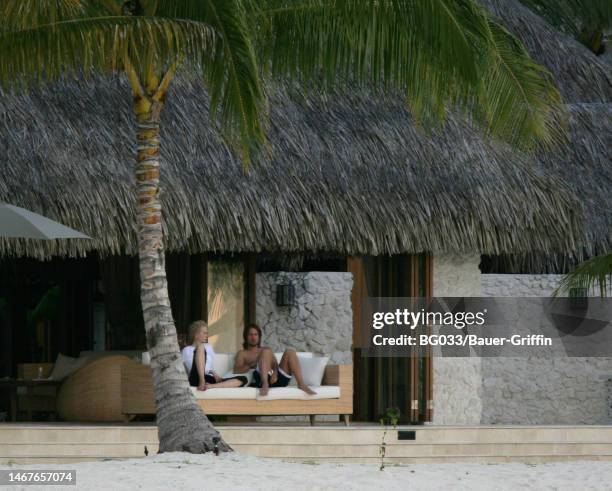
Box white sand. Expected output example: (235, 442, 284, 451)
(2, 453, 611, 490)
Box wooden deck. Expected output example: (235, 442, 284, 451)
(1, 424, 612, 464)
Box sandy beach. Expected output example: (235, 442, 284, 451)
(2, 452, 611, 490)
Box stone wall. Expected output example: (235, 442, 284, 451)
(482, 274, 562, 297)
(255, 271, 353, 423)
(255, 272, 353, 364)
(432, 254, 483, 425)
(481, 357, 612, 424)
(482, 273, 610, 298)
(481, 274, 612, 425)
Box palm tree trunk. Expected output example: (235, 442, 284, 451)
(133, 96, 231, 453)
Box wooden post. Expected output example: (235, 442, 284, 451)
(347, 257, 364, 350)
(347, 256, 364, 421)
(245, 253, 257, 325)
(201, 254, 208, 322)
(409, 256, 419, 423)
(425, 254, 434, 422)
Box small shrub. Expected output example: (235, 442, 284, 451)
(379, 407, 400, 471)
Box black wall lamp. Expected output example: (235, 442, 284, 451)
(276, 284, 296, 307)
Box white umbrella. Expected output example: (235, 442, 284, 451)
(0, 203, 90, 239)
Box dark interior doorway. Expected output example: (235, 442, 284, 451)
(349, 254, 432, 424)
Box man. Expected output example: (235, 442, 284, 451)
(234, 323, 316, 396)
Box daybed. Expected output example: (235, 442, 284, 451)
(121, 352, 353, 424)
(50, 352, 352, 424)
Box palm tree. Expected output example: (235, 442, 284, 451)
(1, 0, 564, 453)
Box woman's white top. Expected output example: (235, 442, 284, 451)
(181, 343, 214, 375)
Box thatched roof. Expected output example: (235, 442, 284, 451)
(476, 0, 612, 103)
(1, 2, 609, 260)
(537, 103, 611, 255)
(0, 76, 596, 259)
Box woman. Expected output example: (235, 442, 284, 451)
(181, 320, 247, 390)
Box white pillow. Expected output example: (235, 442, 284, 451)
(290, 356, 329, 387)
(48, 353, 90, 381)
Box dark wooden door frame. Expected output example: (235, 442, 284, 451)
(244, 253, 257, 326)
(348, 254, 433, 423)
(425, 255, 433, 422)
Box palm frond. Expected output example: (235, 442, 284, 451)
(129, 0, 267, 160)
(0, 0, 567, 160)
(197, 1, 266, 162)
(1, 0, 265, 163)
(0, 16, 216, 90)
(252, 0, 564, 149)
(475, 19, 565, 149)
(556, 253, 612, 298)
(0, 0, 91, 30)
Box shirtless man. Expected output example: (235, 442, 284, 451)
(234, 323, 316, 396)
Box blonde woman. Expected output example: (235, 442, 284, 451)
(181, 320, 247, 391)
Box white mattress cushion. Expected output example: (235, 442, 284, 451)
(255, 385, 340, 401)
(191, 387, 258, 400)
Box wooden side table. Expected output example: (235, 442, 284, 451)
(0, 379, 62, 421)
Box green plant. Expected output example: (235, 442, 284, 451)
(26, 285, 60, 326)
(555, 253, 612, 298)
(379, 407, 400, 471)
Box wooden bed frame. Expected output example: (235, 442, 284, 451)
(121, 359, 353, 424)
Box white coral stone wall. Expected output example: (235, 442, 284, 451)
(432, 254, 483, 425)
(255, 272, 353, 364)
(255, 271, 353, 423)
(481, 274, 612, 424)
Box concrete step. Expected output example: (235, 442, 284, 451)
(3, 425, 612, 445)
(1, 425, 611, 465)
(230, 442, 612, 458)
(218, 426, 612, 445)
(0, 443, 159, 458)
(0, 426, 158, 444)
(3, 441, 610, 459)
